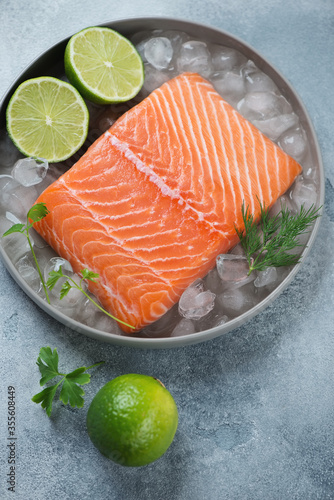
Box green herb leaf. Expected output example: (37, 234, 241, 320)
(60, 281, 72, 299)
(47, 266, 136, 330)
(32, 347, 104, 416)
(31, 384, 60, 417)
(27, 202, 50, 224)
(36, 347, 60, 385)
(59, 379, 86, 408)
(81, 268, 99, 282)
(46, 267, 64, 290)
(66, 367, 91, 385)
(236, 200, 322, 274)
(2, 203, 51, 303)
(2, 223, 25, 237)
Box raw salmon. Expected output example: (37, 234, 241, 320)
(34, 72, 302, 332)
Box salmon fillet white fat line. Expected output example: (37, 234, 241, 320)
(34, 72, 302, 332)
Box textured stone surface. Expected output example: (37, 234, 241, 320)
(0, 1, 333, 499)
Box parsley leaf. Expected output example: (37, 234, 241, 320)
(46, 269, 64, 291)
(32, 385, 60, 417)
(27, 203, 50, 226)
(60, 281, 72, 299)
(46, 266, 135, 330)
(2, 202, 50, 303)
(2, 223, 25, 237)
(81, 268, 99, 282)
(32, 347, 104, 416)
(36, 346, 59, 385)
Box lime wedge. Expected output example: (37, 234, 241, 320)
(64, 26, 145, 104)
(6, 77, 89, 163)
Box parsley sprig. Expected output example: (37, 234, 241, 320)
(31, 347, 104, 416)
(235, 200, 321, 274)
(47, 266, 135, 330)
(2, 203, 135, 330)
(2, 203, 51, 303)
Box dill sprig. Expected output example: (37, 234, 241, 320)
(235, 200, 321, 275)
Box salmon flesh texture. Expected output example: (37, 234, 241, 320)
(34, 72, 302, 332)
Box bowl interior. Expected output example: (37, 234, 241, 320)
(0, 17, 324, 348)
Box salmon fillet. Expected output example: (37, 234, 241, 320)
(34, 72, 302, 332)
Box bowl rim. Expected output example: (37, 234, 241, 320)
(0, 16, 325, 348)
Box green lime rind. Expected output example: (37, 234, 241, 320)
(6, 76, 89, 163)
(64, 26, 145, 105)
(86, 374, 178, 467)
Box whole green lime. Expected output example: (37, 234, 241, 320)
(86, 374, 178, 467)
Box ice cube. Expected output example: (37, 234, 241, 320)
(93, 313, 123, 335)
(210, 45, 246, 71)
(214, 315, 229, 327)
(254, 267, 278, 288)
(16, 255, 42, 293)
(131, 30, 159, 47)
(238, 91, 292, 121)
(216, 254, 251, 283)
(12, 157, 48, 187)
(1, 175, 39, 221)
(194, 303, 230, 332)
(211, 70, 246, 106)
(178, 279, 215, 320)
(28, 227, 49, 249)
(290, 178, 317, 211)
(252, 113, 299, 141)
(0, 174, 15, 191)
(279, 129, 307, 161)
(36, 162, 66, 195)
(218, 285, 255, 317)
(48, 271, 88, 317)
(177, 41, 212, 77)
(135, 40, 148, 62)
(144, 37, 173, 70)
(244, 63, 278, 93)
(302, 160, 317, 181)
(204, 268, 225, 294)
(5, 211, 22, 225)
(82, 303, 122, 335)
(49, 290, 86, 319)
(170, 318, 196, 337)
(0, 214, 31, 264)
(159, 30, 190, 53)
(142, 64, 170, 95)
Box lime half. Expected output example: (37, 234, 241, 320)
(64, 27, 145, 104)
(6, 77, 89, 162)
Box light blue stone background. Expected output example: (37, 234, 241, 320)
(0, 1, 333, 499)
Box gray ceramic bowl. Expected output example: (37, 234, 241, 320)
(0, 17, 324, 348)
